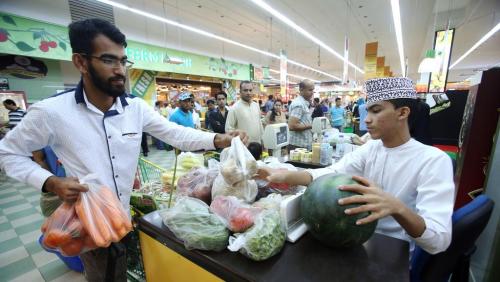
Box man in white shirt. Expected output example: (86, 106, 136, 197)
(0, 18, 246, 281)
(258, 77, 454, 255)
(225, 81, 264, 143)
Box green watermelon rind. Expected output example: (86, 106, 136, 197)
(301, 173, 377, 248)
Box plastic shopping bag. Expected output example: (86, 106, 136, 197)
(160, 197, 229, 251)
(219, 138, 257, 185)
(227, 210, 285, 261)
(74, 174, 132, 249)
(40, 202, 90, 257)
(212, 138, 258, 202)
(176, 160, 219, 204)
(210, 196, 262, 233)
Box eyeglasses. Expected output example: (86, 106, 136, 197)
(80, 54, 134, 69)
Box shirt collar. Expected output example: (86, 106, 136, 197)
(298, 95, 310, 107)
(74, 78, 129, 109)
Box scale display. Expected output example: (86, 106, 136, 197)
(276, 126, 288, 146)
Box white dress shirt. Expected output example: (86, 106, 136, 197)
(308, 139, 455, 254)
(0, 81, 216, 212)
(225, 99, 263, 144)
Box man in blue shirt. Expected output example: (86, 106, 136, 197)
(330, 97, 345, 132)
(169, 93, 195, 128)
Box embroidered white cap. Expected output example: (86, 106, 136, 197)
(365, 77, 417, 105)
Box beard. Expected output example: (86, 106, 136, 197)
(88, 64, 126, 98)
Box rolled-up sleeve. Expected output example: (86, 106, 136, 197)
(411, 153, 454, 254)
(0, 103, 55, 189)
(141, 99, 217, 151)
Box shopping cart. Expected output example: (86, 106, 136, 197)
(127, 157, 169, 282)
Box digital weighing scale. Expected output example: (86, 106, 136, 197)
(263, 123, 289, 158)
(279, 190, 309, 243)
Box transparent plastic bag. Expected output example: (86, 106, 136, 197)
(160, 197, 229, 251)
(176, 160, 219, 204)
(176, 152, 204, 170)
(40, 202, 90, 256)
(212, 174, 258, 203)
(252, 193, 284, 211)
(74, 174, 132, 249)
(210, 196, 262, 233)
(255, 159, 301, 197)
(220, 138, 257, 185)
(227, 210, 286, 261)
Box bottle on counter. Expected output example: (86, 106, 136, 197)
(336, 134, 345, 158)
(312, 143, 321, 164)
(320, 143, 331, 166)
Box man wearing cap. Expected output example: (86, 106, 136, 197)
(169, 93, 195, 128)
(258, 77, 455, 255)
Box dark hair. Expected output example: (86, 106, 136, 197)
(268, 95, 273, 100)
(207, 99, 215, 105)
(68, 18, 127, 55)
(314, 97, 320, 103)
(216, 92, 227, 99)
(270, 99, 282, 122)
(387, 98, 418, 129)
(335, 97, 341, 102)
(3, 99, 16, 106)
(240, 80, 253, 90)
(247, 142, 262, 161)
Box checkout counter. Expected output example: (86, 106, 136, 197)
(138, 211, 409, 282)
(136, 122, 409, 281)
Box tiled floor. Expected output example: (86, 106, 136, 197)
(0, 147, 174, 282)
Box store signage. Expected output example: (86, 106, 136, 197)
(376, 57, 385, 78)
(364, 42, 378, 79)
(0, 12, 251, 81)
(280, 50, 287, 98)
(428, 29, 455, 92)
(129, 69, 157, 106)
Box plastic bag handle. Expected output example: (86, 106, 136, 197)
(79, 173, 100, 185)
(227, 235, 245, 252)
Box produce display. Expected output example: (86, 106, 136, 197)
(41, 184, 132, 256)
(301, 173, 377, 248)
(210, 196, 261, 233)
(161, 197, 229, 251)
(228, 210, 285, 261)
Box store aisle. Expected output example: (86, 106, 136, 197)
(0, 147, 173, 282)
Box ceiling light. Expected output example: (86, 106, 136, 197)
(249, 0, 364, 74)
(450, 22, 500, 69)
(390, 0, 406, 77)
(269, 69, 321, 83)
(97, 0, 337, 80)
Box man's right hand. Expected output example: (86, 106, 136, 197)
(44, 176, 88, 202)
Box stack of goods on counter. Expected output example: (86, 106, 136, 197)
(41, 179, 132, 256)
(159, 138, 289, 261)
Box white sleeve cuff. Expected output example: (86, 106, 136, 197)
(27, 169, 54, 190)
(305, 167, 336, 180)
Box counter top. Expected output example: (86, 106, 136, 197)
(138, 211, 410, 282)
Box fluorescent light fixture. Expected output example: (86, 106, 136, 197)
(450, 22, 500, 69)
(390, 0, 406, 77)
(249, 0, 364, 74)
(269, 68, 320, 82)
(97, 0, 338, 80)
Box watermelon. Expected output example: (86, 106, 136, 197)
(301, 173, 377, 248)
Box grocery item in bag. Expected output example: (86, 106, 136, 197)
(161, 197, 229, 251)
(74, 175, 132, 249)
(210, 196, 261, 233)
(227, 210, 285, 261)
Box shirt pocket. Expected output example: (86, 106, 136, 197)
(119, 126, 142, 148)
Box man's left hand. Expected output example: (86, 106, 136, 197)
(337, 175, 404, 225)
(214, 130, 249, 148)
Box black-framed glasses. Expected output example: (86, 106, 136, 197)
(79, 53, 134, 69)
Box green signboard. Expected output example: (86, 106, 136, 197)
(0, 12, 250, 80)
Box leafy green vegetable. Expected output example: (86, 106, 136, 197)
(229, 210, 285, 261)
(161, 197, 229, 251)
